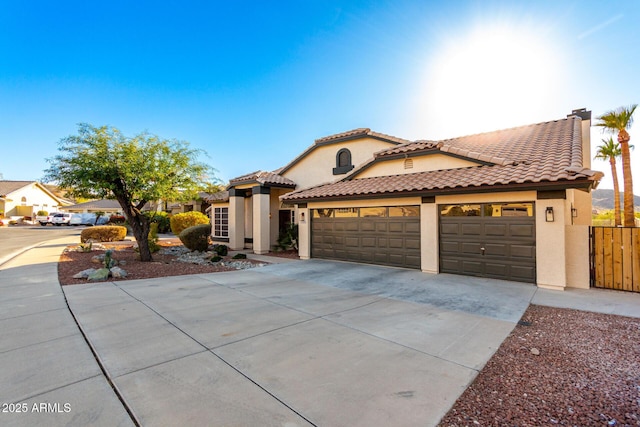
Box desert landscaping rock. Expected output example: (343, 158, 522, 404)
(73, 268, 97, 279)
(110, 266, 127, 278)
(87, 268, 110, 281)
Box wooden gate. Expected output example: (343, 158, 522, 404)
(590, 227, 640, 292)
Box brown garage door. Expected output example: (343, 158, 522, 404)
(311, 206, 421, 269)
(439, 203, 536, 283)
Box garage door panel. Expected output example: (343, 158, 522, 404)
(362, 237, 376, 248)
(484, 224, 507, 236)
(389, 222, 403, 232)
(461, 260, 483, 274)
(441, 223, 460, 235)
(377, 223, 388, 232)
(440, 203, 536, 283)
(345, 237, 359, 247)
(361, 221, 376, 232)
(509, 224, 535, 237)
(346, 222, 359, 232)
(485, 243, 507, 257)
(405, 222, 420, 234)
(511, 244, 535, 258)
(405, 238, 420, 250)
(510, 265, 536, 281)
(461, 242, 481, 254)
(461, 223, 482, 235)
(389, 238, 404, 248)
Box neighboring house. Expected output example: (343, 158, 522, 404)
(207, 109, 602, 291)
(0, 180, 69, 218)
(166, 192, 212, 215)
(62, 199, 124, 215)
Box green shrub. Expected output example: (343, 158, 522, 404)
(36, 210, 48, 216)
(144, 211, 171, 233)
(170, 211, 210, 236)
(178, 224, 211, 252)
(80, 226, 127, 243)
(232, 253, 247, 259)
(210, 255, 222, 262)
(273, 223, 299, 251)
(213, 244, 228, 256)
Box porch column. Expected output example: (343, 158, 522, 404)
(228, 189, 246, 251)
(297, 204, 310, 260)
(252, 186, 271, 254)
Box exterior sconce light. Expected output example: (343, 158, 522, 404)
(545, 207, 554, 222)
(300, 212, 305, 222)
(571, 207, 578, 218)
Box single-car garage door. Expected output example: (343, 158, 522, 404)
(312, 206, 420, 269)
(439, 202, 536, 283)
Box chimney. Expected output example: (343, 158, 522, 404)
(567, 108, 592, 169)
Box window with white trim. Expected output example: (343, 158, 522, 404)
(213, 207, 229, 237)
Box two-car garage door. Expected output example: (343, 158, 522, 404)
(311, 206, 421, 269)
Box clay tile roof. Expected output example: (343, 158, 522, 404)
(282, 116, 603, 202)
(229, 170, 296, 188)
(315, 128, 371, 144)
(375, 140, 440, 157)
(205, 191, 229, 203)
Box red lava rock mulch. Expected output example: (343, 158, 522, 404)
(438, 304, 640, 426)
(58, 243, 268, 286)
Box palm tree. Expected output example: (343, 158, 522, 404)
(594, 138, 622, 226)
(597, 104, 637, 227)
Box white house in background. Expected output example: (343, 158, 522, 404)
(207, 109, 603, 290)
(62, 199, 124, 215)
(0, 180, 69, 218)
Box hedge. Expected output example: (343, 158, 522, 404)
(80, 226, 127, 243)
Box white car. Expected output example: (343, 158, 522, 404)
(51, 213, 73, 226)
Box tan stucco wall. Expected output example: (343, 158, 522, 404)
(420, 202, 438, 273)
(282, 138, 397, 190)
(4, 184, 61, 217)
(565, 225, 590, 289)
(354, 154, 478, 179)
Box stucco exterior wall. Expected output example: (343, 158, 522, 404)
(420, 202, 438, 273)
(3, 184, 61, 217)
(282, 138, 396, 190)
(354, 154, 478, 179)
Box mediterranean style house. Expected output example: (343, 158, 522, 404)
(207, 109, 602, 290)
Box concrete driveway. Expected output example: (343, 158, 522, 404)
(63, 259, 537, 427)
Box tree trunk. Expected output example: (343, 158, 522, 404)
(609, 157, 622, 227)
(115, 195, 153, 261)
(618, 130, 635, 227)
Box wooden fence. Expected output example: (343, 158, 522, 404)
(590, 227, 640, 292)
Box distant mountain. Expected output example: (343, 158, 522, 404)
(592, 189, 640, 211)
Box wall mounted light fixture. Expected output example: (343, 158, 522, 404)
(545, 207, 554, 222)
(300, 212, 305, 222)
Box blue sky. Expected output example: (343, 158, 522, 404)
(1, 0, 638, 191)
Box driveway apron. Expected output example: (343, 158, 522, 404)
(64, 259, 537, 427)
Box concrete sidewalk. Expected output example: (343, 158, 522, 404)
(1, 239, 639, 427)
(0, 237, 134, 427)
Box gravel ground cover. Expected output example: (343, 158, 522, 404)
(58, 243, 271, 285)
(439, 304, 640, 426)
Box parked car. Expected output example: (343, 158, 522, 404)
(69, 213, 111, 226)
(37, 212, 58, 226)
(51, 213, 73, 226)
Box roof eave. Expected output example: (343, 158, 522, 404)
(281, 179, 597, 204)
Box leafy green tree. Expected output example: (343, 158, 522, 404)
(44, 124, 215, 261)
(597, 105, 637, 227)
(594, 138, 623, 226)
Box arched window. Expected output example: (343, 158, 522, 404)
(21, 196, 27, 205)
(333, 148, 354, 175)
